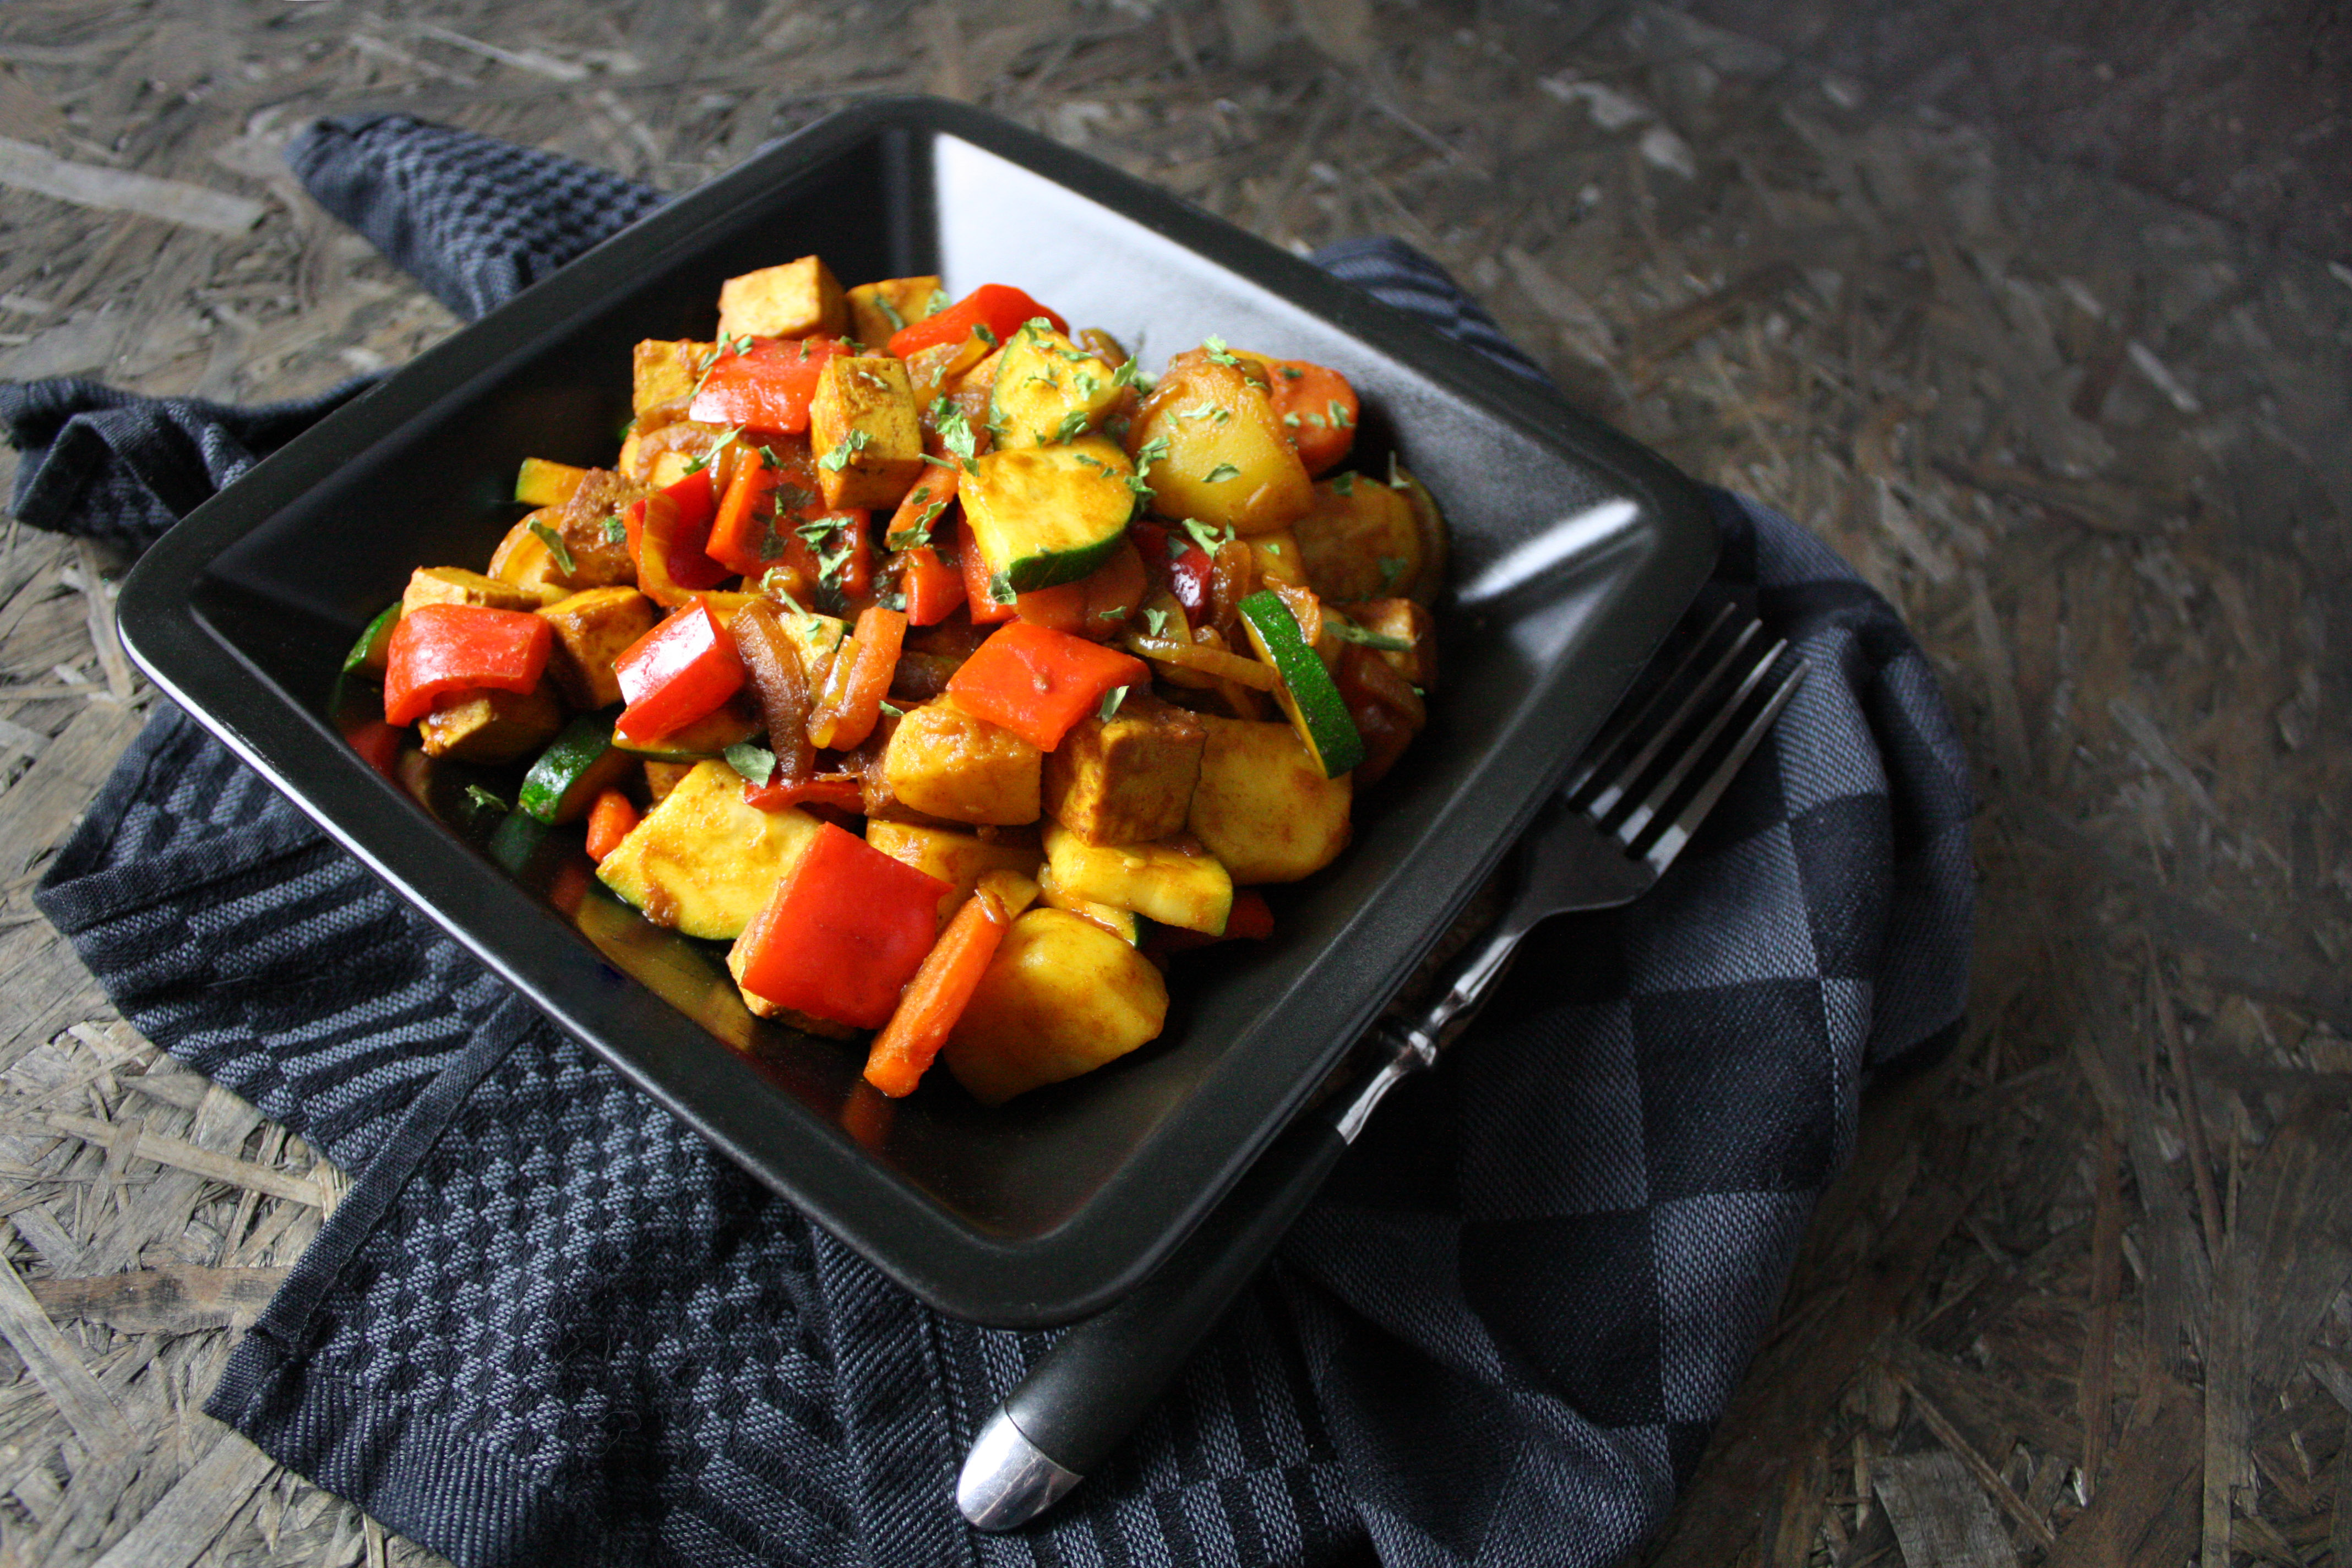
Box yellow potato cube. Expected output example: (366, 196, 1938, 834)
(1126, 350, 1311, 536)
(716, 255, 847, 341)
(941, 908, 1169, 1104)
(883, 698, 1042, 826)
(1186, 715, 1352, 884)
(864, 821, 1044, 928)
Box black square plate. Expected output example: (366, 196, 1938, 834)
(116, 97, 1715, 1327)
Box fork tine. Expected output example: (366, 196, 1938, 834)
(1638, 656, 1809, 873)
(1560, 602, 1739, 801)
(1582, 616, 1762, 820)
(1614, 636, 1789, 844)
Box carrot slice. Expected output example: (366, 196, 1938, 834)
(863, 884, 1012, 1098)
(584, 788, 640, 862)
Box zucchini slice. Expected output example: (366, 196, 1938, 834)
(989, 320, 1124, 450)
(1237, 591, 1365, 778)
(961, 437, 1136, 595)
(514, 458, 591, 508)
(610, 701, 761, 763)
(342, 602, 400, 678)
(519, 711, 634, 825)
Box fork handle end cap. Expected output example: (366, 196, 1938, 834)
(959, 1407, 1083, 1532)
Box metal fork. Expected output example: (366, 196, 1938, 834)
(959, 608, 1809, 1532)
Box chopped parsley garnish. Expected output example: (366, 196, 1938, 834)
(1332, 472, 1355, 495)
(1376, 556, 1408, 595)
(988, 573, 1019, 606)
(774, 481, 819, 512)
(725, 743, 777, 784)
(463, 784, 509, 816)
(926, 286, 951, 316)
(1098, 684, 1129, 722)
(1327, 400, 1353, 429)
(758, 522, 786, 562)
(1052, 409, 1092, 443)
(1202, 462, 1240, 484)
(1112, 358, 1140, 388)
(1201, 336, 1240, 367)
(1282, 412, 1303, 428)
(818, 429, 872, 472)
(1142, 607, 1171, 638)
(1279, 365, 1304, 380)
(879, 699, 905, 717)
(973, 323, 998, 349)
(930, 399, 980, 472)
(602, 515, 627, 546)
(874, 293, 907, 330)
(527, 520, 576, 575)
(1180, 517, 1234, 553)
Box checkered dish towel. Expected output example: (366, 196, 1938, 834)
(3, 114, 1974, 1568)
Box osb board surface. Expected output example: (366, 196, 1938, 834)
(0, 2, 2343, 1565)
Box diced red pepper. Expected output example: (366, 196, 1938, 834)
(1147, 890, 1275, 954)
(1168, 546, 1214, 626)
(382, 604, 552, 726)
(688, 336, 847, 433)
(944, 621, 1151, 752)
(886, 284, 1068, 361)
(742, 772, 866, 812)
(625, 491, 731, 606)
(733, 823, 952, 1030)
(959, 516, 1017, 624)
(704, 460, 780, 578)
(345, 717, 402, 777)
(613, 598, 746, 744)
(895, 543, 966, 625)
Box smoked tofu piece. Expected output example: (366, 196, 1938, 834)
(809, 356, 924, 510)
(1186, 715, 1352, 884)
(401, 565, 538, 617)
(632, 339, 712, 419)
(598, 760, 824, 940)
(883, 698, 1042, 826)
(1042, 698, 1206, 847)
(864, 821, 1043, 928)
(1293, 476, 1424, 603)
(418, 683, 564, 765)
(940, 909, 1169, 1104)
(846, 274, 942, 347)
(538, 587, 657, 710)
(716, 255, 847, 342)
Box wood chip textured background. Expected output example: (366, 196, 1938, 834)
(0, 2, 2345, 1564)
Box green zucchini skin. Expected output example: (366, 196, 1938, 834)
(1237, 591, 1365, 779)
(961, 438, 1136, 595)
(608, 704, 761, 764)
(519, 712, 633, 824)
(342, 602, 400, 678)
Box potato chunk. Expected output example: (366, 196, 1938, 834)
(1042, 821, 1232, 935)
(418, 683, 563, 765)
(717, 255, 847, 342)
(484, 513, 572, 607)
(1126, 349, 1311, 536)
(883, 698, 1042, 825)
(1292, 476, 1423, 603)
(1186, 715, 1352, 884)
(401, 565, 538, 617)
(941, 909, 1169, 1104)
(597, 760, 824, 940)
(537, 587, 657, 710)
(809, 356, 924, 510)
(846, 275, 941, 347)
(865, 821, 1043, 928)
(1042, 697, 1205, 847)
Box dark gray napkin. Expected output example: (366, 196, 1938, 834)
(7, 114, 1973, 1568)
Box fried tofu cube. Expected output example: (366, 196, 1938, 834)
(809, 356, 924, 510)
(1043, 698, 1206, 847)
(883, 697, 1042, 825)
(716, 255, 847, 342)
(846, 275, 942, 347)
(632, 339, 712, 418)
(401, 565, 539, 616)
(1186, 716, 1352, 884)
(418, 683, 564, 765)
(537, 587, 657, 710)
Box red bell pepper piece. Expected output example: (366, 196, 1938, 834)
(688, 336, 847, 433)
(742, 772, 866, 812)
(625, 490, 732, 606)
(613, 598, 746, 744)
(382, 604, 552, 725)
(959, 516, 1017, 624)
(345, 717, 402, 777)
(807, 602, 907, 752)
(733, 823, 952, 1030)
(1147, 890, 1275, 954)
(944, 621, 1151, 752)
(954, 515, 1092, 630)
(1168, 545, 1214, 627)
(886, 284, 1068, 361)
(895, 543, 966, 626)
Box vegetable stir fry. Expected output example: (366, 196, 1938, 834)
(349, 256, 1445, 1104)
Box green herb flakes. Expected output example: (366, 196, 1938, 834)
(527, 520, 576, 575)
(724, 743, 777, 785)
